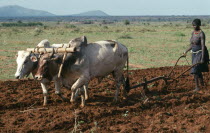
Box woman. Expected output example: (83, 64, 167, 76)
(183, 19, 209, 91)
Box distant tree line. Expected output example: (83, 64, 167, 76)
(1, 21, 43, 27)
(0, 16, 210, 23)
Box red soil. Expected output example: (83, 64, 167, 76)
(1, 65, 210, 133)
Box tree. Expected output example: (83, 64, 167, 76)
(124, 20, 130, 25)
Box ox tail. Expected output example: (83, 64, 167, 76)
(125, 53, 130, 93)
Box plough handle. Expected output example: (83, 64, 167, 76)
(174, 63, 201, 80)
(167, 55, 186, 77)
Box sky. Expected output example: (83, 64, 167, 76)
(0, 0, 209, 16)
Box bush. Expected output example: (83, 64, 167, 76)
(103, 26, 108, 29)
(43, 25, 48, 29)
(124, 20, 130, 25)
(175, 32, 186, 37)
(65, 24, 76, 28)
(34, 28, 43, 36)
(118, 34, 133, 39)
(82, 20, 93, 24)
(202, 23, 207, 26)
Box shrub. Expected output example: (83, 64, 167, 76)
(103, 26, 108, 29)
(43, 25, 48, 29)
(118, 34, 133, 39)
(124, 20, 130, 25)
(34, 28, 43, 36)
(175, 32, 186, 37)
(65, 24, 76, 28)
(82, 20, 93, 24)
(202, 23, 207, 26)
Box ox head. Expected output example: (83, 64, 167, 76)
(69, 36, 87, 51)
(15, 51, 38, 79)
(34, 36, 87, 81)
(34, 52, 63, 81)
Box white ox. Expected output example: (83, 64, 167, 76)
(15, 40, 70, 106)
(34, 36, 129, 107)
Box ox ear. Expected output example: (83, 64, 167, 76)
(81, 36, 87, 46)
(51, 55, 62, 64)
(55, 57, 62, 64)
(30, 56, 38, 62)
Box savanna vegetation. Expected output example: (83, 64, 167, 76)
(0, 19, 210, 80)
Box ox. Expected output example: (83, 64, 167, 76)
(34, 36, 129, 107)
(15, 40, 70, 106)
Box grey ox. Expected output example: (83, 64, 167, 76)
(15, 39, 70, 106)
(34, 36, 130, 107)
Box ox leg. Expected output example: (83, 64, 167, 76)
(114, 81, 120, 102)
(73, 84, 88, 107)
(113, 70, 124, 102)
(54, 80, 68, 102)
(80, 90, 85, 108)
(73, 87, 86, 108)
(70, 77, 89, 106)
(83, 83, 89, 100)
(120, 76, 127, 99)
(40, 83, 48, 106)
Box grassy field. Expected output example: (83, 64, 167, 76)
(0, 21, 210, 80)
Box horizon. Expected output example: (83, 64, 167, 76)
(0, 0, 209, 16)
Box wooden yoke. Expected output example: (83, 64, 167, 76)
(26, 47, 76, 79)
(26, 47, 76, 54)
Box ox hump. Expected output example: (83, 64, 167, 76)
(18, 50, 30, 57)
(37, 39, 50, 48)
(94, 40, 118, 52)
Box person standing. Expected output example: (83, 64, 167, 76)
(183, 19, 209, 91)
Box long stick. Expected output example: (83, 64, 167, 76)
(58, 52, 67, 78)
(26, 47, 76, 53)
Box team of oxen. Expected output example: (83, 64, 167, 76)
(15, 36, 130, 107)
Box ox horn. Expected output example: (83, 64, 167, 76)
(50, 48, 55, 58)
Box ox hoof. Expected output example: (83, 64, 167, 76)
(85, 96, 89, 100)
(70, 99, 75, 103)
(80, 104, 85, 108)
(112, 99, 118, 104)
(193, 88, 200, 92)
(122, 96, 127, 100)
(62, 98, 69, 103)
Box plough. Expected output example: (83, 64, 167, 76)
(130, 55, 200, 92)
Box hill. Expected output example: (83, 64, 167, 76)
(0, 5, 55, 17)
(72, 10, 109, 16)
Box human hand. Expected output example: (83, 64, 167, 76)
(182, 51, 187, 57)
(200, 59, 204, 64)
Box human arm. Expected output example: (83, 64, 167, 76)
(183, 32, 193, 56)
(200, 31, 206, 63)
(183, 45, 192, 56)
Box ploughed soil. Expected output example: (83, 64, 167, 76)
(1, 65, 210, 133)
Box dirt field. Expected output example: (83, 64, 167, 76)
(1, 65, 210, 133)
